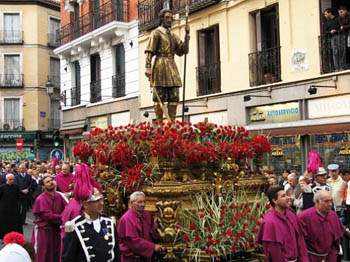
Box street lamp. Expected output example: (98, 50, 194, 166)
(46, 80, 55, 95)
(243, 94, 271, 102)
(307, 85, 337, 95)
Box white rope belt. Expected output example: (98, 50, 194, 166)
(307, 250, 328, 257)
(288, 259, 297, 262)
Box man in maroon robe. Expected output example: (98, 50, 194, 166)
(298, 190, 344, 262)
(256, 186, 308, 262)
(54, 164, 74, 197)
(31, 175, 67, 262)
(118, 191, 165, 262)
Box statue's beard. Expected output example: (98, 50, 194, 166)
(164, 21, 172, 28)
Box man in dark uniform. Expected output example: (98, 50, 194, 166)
(62, 188, 120, 262)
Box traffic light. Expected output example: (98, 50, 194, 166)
(53, 130, 60, 147)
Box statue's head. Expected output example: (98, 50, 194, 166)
(159, 8, 173, 28)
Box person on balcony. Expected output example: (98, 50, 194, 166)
(323, 8, 341, 71)
(145, 9, 190, 123)
(338, 6, 350, 70)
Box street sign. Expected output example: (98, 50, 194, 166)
(16, 138, 24, 150)
(51, 149, 63, 161)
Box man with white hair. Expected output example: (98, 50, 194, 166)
(327, 164, 344, 215)
(118, 191, 165, 262)
(0, 173, 22, 239)
(298, 190, 344, 262)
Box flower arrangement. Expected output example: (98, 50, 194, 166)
(74, 121, 271, 192)
(177, 188, 270, 261)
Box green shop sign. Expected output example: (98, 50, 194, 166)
(0, 132, 37, 142)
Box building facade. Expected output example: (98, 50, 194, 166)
(55, 0, 139, 160)
(0, 0, 61, 161)
(138, 0, 350, 174)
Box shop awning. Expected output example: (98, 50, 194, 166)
(60, 120, 86, 135)
(246, 117, 350, 137)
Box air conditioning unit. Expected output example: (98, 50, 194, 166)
(3, 123, 10, 130)
(64, 0, 76, 12)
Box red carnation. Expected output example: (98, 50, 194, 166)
(195, 235, 201, 241)
(182, 234, 189, 241)
(3, 232, 26, 246)
(190, 224, 196, 230)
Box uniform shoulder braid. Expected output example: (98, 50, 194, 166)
(64, 215, 82, 232)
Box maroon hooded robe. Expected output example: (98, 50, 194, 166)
(31, 191, 67, 262)
(118, 209, 158, 262)
(298, 206, 344, 262)
(256, 208, 308, 262)
(54, 172, 74, 193)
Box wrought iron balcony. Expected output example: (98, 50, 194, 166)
(57, 0, 128, 46)
(196, 62, 221, 96)
(47, 33, 59, 47)
(112, 73, 125, 98)
(0, 119, 24, 131)
(90, 80, 102, 103)
(0, 74, 24, 87)
(319, 31, 350, 74)
(0, 31, 23, 44)
(71, 86, 81, 106)
(248, 47, 281, 87)
(138, 0, 164, 31)
(49, 118, 61, 130)
(48, 75, 60, 87)
(138, 0, 220, 31)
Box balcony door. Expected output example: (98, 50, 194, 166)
(113, 44, 125, 98)
(197, 24, 221, 96)
(4, 98, 20, 129)
(249, 4, 281, 86)
(4, 13, 20, 42)
(90, 54, 101, 103)
(4, 54, 20, 86)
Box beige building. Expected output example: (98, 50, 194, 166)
(0, 0, 61, 161)
(138, 0, 350, 173)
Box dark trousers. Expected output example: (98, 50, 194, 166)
(19, 198, 29, 224)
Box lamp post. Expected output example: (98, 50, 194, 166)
(46, 80, 54, 128)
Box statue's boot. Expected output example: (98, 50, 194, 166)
(154, 103, 163, 123)
(168, 103, 177, 124)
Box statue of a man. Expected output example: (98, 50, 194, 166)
(145, 8, 190, 123)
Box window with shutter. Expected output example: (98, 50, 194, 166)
(4, 98, 20, 129)
(196, 24, 221, 96)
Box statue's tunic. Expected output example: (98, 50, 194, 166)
(145, 26, 189, 88)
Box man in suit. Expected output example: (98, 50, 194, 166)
(15, 163, 34, 225)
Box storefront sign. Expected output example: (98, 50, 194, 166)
(249, 102, 300, 124)
(111, 112, 130, 127)
(0, 132, 36, 142)
(308, 94, 350, 119)
(90, 116, 108, 129)
(291, 48, 308, 72)
(271, 147, 284, 157)
(190, 111, 227, 125)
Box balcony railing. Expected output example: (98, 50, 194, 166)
(112, 73, 125, 98)
(47, 33, 59, 47)
(90, 80, 102, 103)
(319, 31, 350, 74)
(71, 86, 81, 106)
(248, 47, 281, 87)
(0, 119, 24, 131)
(0, 74, 24, 87)
(196, 62, 221, 96)
(57, 0, 128, 46)
(48, 74, 60, 87)
(49, 118, 60, 130)
(0, 31, 23, 44)
(138, 0, 164, 31)
(138, 0, 220, 31)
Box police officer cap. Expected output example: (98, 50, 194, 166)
(328, 164, 339, 171)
